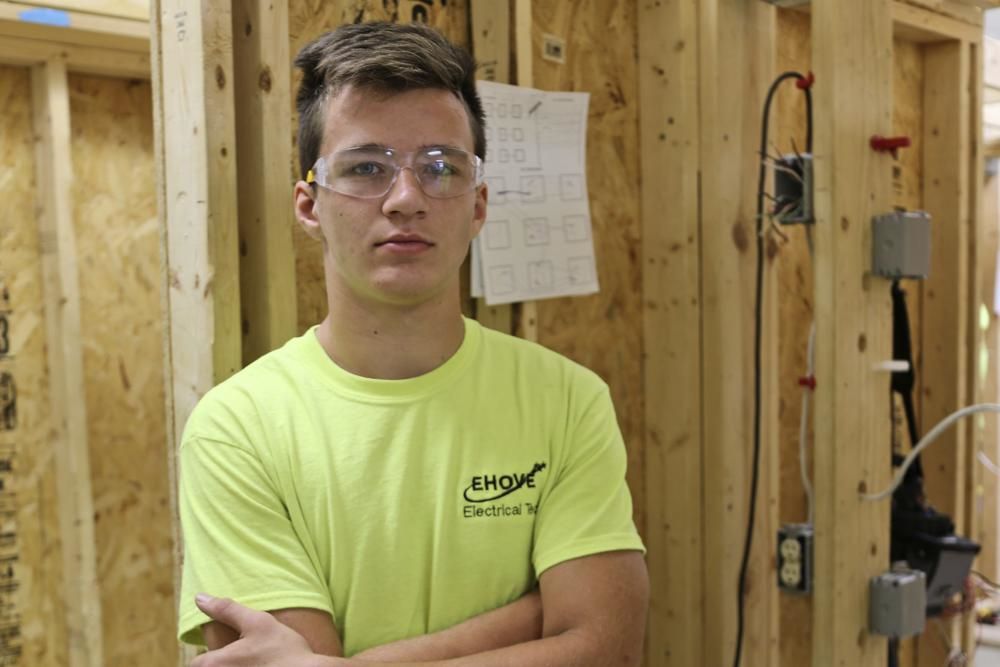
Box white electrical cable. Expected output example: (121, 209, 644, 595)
(861, 403, 1000, 501)
(978, 450, 1000, 477)
(799, 321, 816, 525)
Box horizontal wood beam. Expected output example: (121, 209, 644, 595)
(897, 0, 983, 26)
(0, 0, 148, 52)
(8, 0, 148, 21)
(0, 34, 149, 76)
(892, 1, 981, 42)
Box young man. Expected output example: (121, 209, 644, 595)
(178, 21, 648, 667)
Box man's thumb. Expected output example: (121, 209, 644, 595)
(195, 594, 247, 631)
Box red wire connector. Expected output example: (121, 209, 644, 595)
(795, 71, 815, 90)
(870, 135, 911, 158)
(798, 375, 817, 391)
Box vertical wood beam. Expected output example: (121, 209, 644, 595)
(978, 165, 1000, 584)
(961, 36, 985, 661)
(513, 0, 537, 343)
(638, 0, 702, 664)
(914, 36, 972, 663)
(810, 1, 894, 666)
(470, 0, 513, 335)
(232, 0, 297, 365)
(698, 2, 779, 665)
(916, 40, 974, 667)
(152, 0, 241, 662)
(30, 58, 103, 667)
(921, 39, 969, 539)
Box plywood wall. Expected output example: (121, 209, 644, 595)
(530, 0, 645, 534)
(0, 62, 170, 667)
(68, 73, 174, 667)
(0, 62, 68, 667)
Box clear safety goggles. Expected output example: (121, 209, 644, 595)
(307, 145, 485, 199)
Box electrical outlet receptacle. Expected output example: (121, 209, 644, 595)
(780, 561, 802, 587)
(777, 523, 813, 595)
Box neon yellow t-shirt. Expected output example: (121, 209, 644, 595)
(177, 318, 644, 656)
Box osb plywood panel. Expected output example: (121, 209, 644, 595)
(0, 63, 68, 667)
(530, 0, 645, 536)
(68, 73, 175, 667)
(288, 0, 471, 333)
(774, 10, 813, 667)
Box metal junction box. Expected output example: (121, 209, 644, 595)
(871, 211, 931, 280)
(870, 568, 926, 638)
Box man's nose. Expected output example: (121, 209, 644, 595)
(382, 166, 428, 217)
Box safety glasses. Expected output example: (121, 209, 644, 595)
(307, 145, 484, 199)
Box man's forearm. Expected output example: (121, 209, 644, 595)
(352, 590, 542, 661)
(329, 630, 635, 667)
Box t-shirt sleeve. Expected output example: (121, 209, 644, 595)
(531, 382, 646, 577)
(177, 434, 334, 646)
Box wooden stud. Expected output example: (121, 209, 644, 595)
(920, 38, 970, 551)
(960, 35, 985, 662)
(155, 0, 241, 450)
(638, 0, 702, 664)
(232, 0, 297, 365)
(470, 0, 514, 335)
(512, 0, 537, 343)
(152, 0, 241, 662)
(980, 156, 1000, 573)
(470, 0, 509, 84)
(916, 40, 970, 667)
(809, 1, 893, 666)
(978, 164, 1000, 584)
(30, 58, 103, 667)
(698, 3, 780, 665)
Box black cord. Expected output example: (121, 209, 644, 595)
(732, 70, 813, 667)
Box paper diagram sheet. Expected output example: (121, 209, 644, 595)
(471, 80, 598, 305)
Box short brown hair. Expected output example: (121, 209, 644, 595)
(294, 22, 486, 180)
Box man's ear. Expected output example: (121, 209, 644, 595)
(294, 181, 324, 241)
(471, 182, 488, 238)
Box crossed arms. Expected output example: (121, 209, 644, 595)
(193, 549, 648, 667)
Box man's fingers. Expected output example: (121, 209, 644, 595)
(195, 594, 261, 634)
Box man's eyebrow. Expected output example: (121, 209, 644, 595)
(342, 143, 390, 152)
(338, 143, 467, 153)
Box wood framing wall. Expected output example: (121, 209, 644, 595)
(0, 6, 175, 667)
(771, 3, 992, 667)
(149, 1, 994, 666)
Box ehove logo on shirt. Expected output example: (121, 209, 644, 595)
(463, 462, 547, 503)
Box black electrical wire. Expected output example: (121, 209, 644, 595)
(732, 70, 813, 667)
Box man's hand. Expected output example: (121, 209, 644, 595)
(192, 594, 337, 667)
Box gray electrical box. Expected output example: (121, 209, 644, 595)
(870, 568, 926, 638)
(871, 211, 931, 280)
